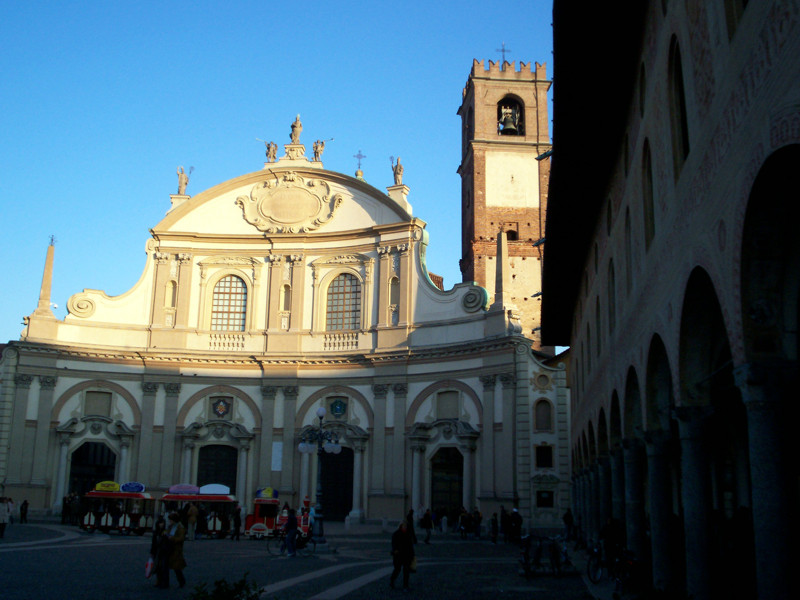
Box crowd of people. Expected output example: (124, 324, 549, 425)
(0, 496, 28, 538)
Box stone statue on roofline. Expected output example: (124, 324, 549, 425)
(290, 115, 303, 144)
(392, 156, 404, 185)
(266, 141, 277, 162)
(177, 166, 190, 195)
(313, 140, 325, 161)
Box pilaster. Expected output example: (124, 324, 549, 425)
(370, 384, 389, 495)
(31, 375, 57, 485)
(391, 383, 407, 495)
(158, 383, 181, 488)
(136, 381, 159, 487)
(6, 374, 33, 484)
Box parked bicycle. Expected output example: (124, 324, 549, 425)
(519, 534, 575, 578)
(267, 530, 316, 557)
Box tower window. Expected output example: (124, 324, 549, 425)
(497, 96, 525, 136)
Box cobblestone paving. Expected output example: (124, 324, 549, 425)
(0, 523, 595, 600)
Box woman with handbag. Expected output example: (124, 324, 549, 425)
(165, 512, 187, 588)
(390, 520, 415, 591)
(149, 516, 168, 588)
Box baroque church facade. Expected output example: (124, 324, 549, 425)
(0, 60, 570, 530)
(543, 2, 799, 599)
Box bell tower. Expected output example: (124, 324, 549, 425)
(457, 59, 551, 347)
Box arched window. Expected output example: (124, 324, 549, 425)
(534, 399, 553, 431)
(668, 37, 690, 179)
(211, 275, 247, 331)
(166, 280, 177, 308)
(595, 297, 602, 356)
(625, 208, 633, 296)
(608, 259, 617, 334)
(326, 273, 361, 331)
(280, 284, 292, 311)
(497, 96, 525, 136)
(642, 139, 655, 249)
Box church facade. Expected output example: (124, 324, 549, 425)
(1, 66, 569, 530)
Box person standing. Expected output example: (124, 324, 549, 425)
(150, 516, 168, 588)
(490, 513, 499, 544)
(20, 500, 29, 524)
(390, 520, 415, 591)
(406, 508, 418, 545)
(562, 508, 574, 540)
(284, 508, 298, 557)
(165, 512, 187, 588)
(186, 502, 198, 541)
(420, 509, 433, 544)
(0, 497, 8, 538)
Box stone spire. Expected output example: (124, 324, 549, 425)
(33, 237, 56, 318)
(491, 227, 511, 308)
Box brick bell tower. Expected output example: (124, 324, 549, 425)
(457, 59, 551, 347)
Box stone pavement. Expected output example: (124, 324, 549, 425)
(0, 520, 621, 599)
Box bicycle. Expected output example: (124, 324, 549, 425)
(267, 530, 316, 557)
(587, 540, 604, 583)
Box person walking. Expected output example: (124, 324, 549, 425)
(406, 508, 417, 545)
(20, 500, 29, 524)
(390, 520, 415, 591)
(165, 512, 187, 588)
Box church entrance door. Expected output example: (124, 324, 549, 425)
(320, 447, 354, 521)
(197, 445, 237, 492)
(69, 441, 116, 496)
(430, 447, 463, 527)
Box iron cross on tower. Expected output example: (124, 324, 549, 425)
(496, 42, 512, 68)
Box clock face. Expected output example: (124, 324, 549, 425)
(330, 398, 346, 418)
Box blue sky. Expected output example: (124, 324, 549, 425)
(0, 0, 554, 344)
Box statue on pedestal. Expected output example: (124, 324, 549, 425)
(392, 157, 404, 185)
(266, 141, 277, 162)
(313, 140, 325, 161)
(177, 166, 190, 195)
(290, 115, 303, 144)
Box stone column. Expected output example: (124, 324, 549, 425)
(118, 438, 131, 483)
(299, 449, 310, 502)
(288, 255, 305, 332)
(53, 434, 71, 508)
(497, 373, 516, 501)
(377, 246, 391, 327)
(280, 386, 298, 494)
(622, 437, 647, 558)
(370, 384, 388, 495)
(479, 375, 496, 498)
(410, 441, 425, 511)
(260, 386, 277, 484)
(734, 364, 790, 600)
(675, 405, 713, 600)
(589, 464, 600, 542)
(349, 442, 366, 521)
(31, 375, 57, 484)
(597, 455, 611, 531)
(460, 440, 477, 511)
(159, 383, 181, 488)
(609, 446, 625, 522)
(391, 383, 407, 495)
(396, 244, 411, 326)
(645, 430, 674, 592)
(174, 253, 193, 328)
(181, 441, 194, 482)
(5, 374, 32, 485)
(579, 469, 589, 541)
(266, 255, 283, 330)
(236, 443, 249, 504)
(137, 382, 159, 486)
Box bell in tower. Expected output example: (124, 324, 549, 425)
(499, 105, 518, 135)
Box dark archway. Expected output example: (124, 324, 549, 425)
(430, 447, 463, 527)
(320, 447, 354, 521)
(740, 144, 800, 598)
(69, 441, 116, 497)
(679, 267, 754, 599)
(197, 445, 237, 491)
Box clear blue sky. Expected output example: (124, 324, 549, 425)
(0, 0, 554, 344)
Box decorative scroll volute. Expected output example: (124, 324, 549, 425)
(236, 171, 344, 233)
